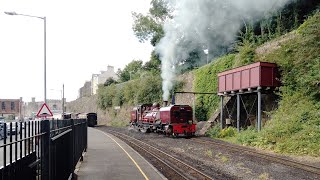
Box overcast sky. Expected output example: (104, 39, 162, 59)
(0, 0, 153, 102)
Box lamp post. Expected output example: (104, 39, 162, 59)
(203, 49, 209, 64)
(5, 11, 47, 104)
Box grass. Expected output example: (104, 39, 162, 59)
(258, 172, 270, 180)
(215, 152, 229, 163)
(205, 150, 213, 158)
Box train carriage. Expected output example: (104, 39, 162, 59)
(78, 112, 97, 127)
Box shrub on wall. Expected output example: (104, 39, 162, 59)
(194, 54, 236, 121)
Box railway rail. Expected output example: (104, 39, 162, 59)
(191, 138, 320, 176)
(106, 130, 213, 180)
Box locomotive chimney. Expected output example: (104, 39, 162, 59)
(171, 94, 175, 105)
(163, 101, 168, 106)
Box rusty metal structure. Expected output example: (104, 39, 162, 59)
(217, 62, 280, 131)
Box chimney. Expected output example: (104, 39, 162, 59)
(171, 94, 175, 105)
(163, 101, 168, 106)
(107, 65, 114, 73)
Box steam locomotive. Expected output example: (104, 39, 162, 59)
(130, 102, 196, 137)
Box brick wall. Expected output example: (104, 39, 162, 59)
(0, 99, 21, 116)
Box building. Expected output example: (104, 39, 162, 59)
(79, 81, 91, 98)
(97, 65, 118, 85)
(77, 65, 119, 98)
(91, 65, 118, 95)
(91, 74, 99, 95)
(0, 98, 23, 119)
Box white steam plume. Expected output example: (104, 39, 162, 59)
(156, 0, 293, 101)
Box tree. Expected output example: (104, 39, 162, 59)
(104, 77, 117, 86)
(143, 50, 161, 74)
(117, 60, 143, 82)
(132, 0, 172, 46)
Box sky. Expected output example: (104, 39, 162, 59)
(0, 0, 153, 102)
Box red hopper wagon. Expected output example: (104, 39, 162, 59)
(218, 62, 280, 94)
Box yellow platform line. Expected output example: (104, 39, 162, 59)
(97, 129, 149, 180)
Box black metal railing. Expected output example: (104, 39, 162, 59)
(0, 119, 87, 180)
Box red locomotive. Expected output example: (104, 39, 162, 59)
(130, 102, 196, 137)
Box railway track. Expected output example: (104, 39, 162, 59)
(107, 130, 213, 180)
(191, 138, 320, 176)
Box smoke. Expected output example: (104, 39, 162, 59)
(156, 0, 293, 100)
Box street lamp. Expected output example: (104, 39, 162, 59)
(5, 11, 47, 104)
(203, 49, 209, 64)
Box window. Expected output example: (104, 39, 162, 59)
(11, 102, 15, 110)
(1, 102, 5, 110)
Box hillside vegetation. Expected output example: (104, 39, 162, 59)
(205, 12, 320, 156)
(96, 2, 319, 156)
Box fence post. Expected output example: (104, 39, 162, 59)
(41, 120, 51, 180)
(85, 119, 88, 152)
(71, 119, 75, 171)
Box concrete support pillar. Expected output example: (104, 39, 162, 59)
(257, 91, 262, 132)
(237, 94, 240, 132)
(220, 96, 224, 129)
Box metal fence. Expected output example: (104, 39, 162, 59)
(0, 119, 87, 180)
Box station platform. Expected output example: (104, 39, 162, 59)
(76, 128, 166, 180)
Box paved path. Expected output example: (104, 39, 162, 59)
(77, 128, 166, 180)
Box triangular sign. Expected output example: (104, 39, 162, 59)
(36, 103, 53, 117)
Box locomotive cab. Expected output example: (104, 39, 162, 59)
(160, 105, 196, 137)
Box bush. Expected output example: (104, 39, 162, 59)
(206, 124, 238, 138)
(219, 127, 237, 138)
(236, 127, 259, 146)
(206, 123, 220, 138)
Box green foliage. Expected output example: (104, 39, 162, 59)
(135, 75, 162, 104)
(123, 81, 139, 105)
(143, 50, 161, 74)
(203, 12, 320, 156)
(132, 0, 171, 46)
(194, 54, 235, 121)
(234, 40, 256, 67)
(206, 124, 237, 138)
(205, 123, 221, 138)
(260, 12, 320, 100)
(104, 77, 117, 86)
(236, 127, 259, 146)
(229, 12, 320, 156)
(113, 87, 124, 106)
(260, 93, 320, 155)
(117, 60, 143, 82)
(219, 127, 238, 138)
(98, 74, 166, 108)
(97, 84, 116, 109)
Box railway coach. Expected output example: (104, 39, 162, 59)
(78, 112, 97, 127)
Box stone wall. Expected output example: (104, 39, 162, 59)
(175, 71, 195, 106)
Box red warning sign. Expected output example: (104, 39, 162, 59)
(36, 103, 53, 117)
